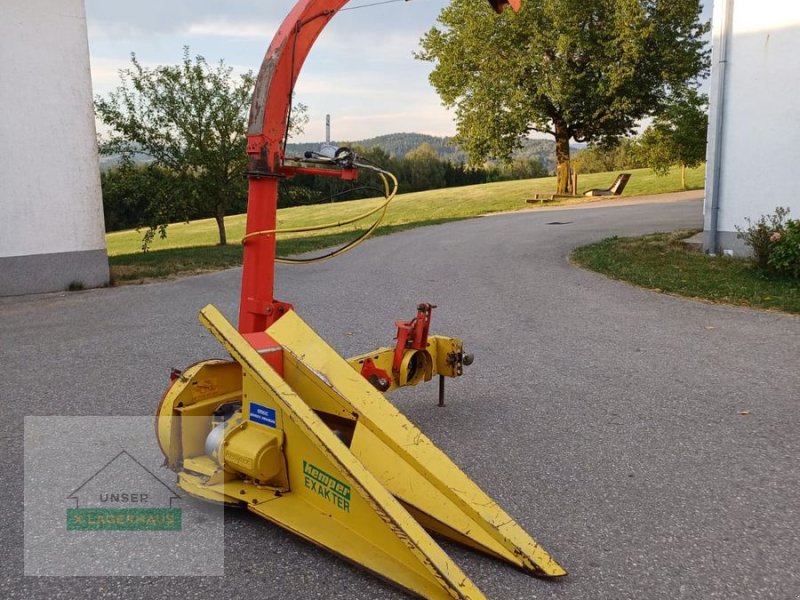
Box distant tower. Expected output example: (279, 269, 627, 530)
(0, 0, 109, 295)
(326, 114, 331, 144)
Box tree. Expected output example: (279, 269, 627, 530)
(499, 158, 549, 180)
(95, 48, 307, 246)
(575, 137, 646, 174)
(100, 159, 184, 242)
(418, 0, 709, 194)
(638, 89, 708, 188)
(404, 143, 447, 191)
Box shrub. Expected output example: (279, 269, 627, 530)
(735, 207, 790, 271)
(768, 219, 800, 278)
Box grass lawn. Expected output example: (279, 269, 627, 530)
(571, 230, 800, 314)
(107, 165, 704, 282)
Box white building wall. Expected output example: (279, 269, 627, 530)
(705, 0, 800, 254)
(0, 0, 109, 295)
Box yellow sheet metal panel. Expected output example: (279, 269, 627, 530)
(431, 336, 464, 378)
(177, 471, 280, 506)
(252, 414, 472, 599)
(248, 496, 467, 599)
(268, 311, 566, 578)
(350, 423, 515, 562)
(197, 304, 489, 600)
(182, 455, 219, 477)
(284, 351, 362, 418)
(288, 344, 522, 565)
(156, 360, 242, 467)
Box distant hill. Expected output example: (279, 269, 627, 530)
(99, 152, 153, 172)
(287, 132, 584, 174)
(101, 132, 584, 174)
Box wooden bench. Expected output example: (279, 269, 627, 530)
(583, 173, 632, 197)
(526, 193, 556, 204)
(526, 193, 580, 204)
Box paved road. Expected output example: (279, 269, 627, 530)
(3, 195, 799, 599)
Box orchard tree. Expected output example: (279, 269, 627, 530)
(96, 48, 307, 246)
(404, 143, 447, 191)
(418, 0, 709, 194)
(100, 158, 184, 242)
(639, 89, 708, 188)
(575, 137, 646, 174)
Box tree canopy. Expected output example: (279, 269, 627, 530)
(418, 0, 709, 194)
(638, 89, 708, 188)
(95, 48, 307, 247)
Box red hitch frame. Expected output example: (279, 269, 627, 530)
(393, 303, 435, 376)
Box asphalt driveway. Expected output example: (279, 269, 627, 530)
(2, 194, 798, 599)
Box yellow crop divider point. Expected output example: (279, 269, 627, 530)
(156, 305, 565, 599)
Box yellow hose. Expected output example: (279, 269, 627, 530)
(241, 166, 398, 265)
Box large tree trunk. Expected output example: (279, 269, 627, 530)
(554, 121, 574, 195)
(215, 205, 228, 246)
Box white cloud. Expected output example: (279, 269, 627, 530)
(183, 19, 280, 39)
(88, 56, 156, 95)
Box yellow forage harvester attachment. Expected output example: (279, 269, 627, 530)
(156, 304, 566, 600)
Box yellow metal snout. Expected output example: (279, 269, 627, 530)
(156, 305, 565, 600)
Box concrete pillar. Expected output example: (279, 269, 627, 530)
(0, 0, 109, 295)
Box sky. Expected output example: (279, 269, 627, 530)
(84, 0, 713, 144)
(85, 0, 454, 143)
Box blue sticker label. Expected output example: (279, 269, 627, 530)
(249, 403, 277, 428)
